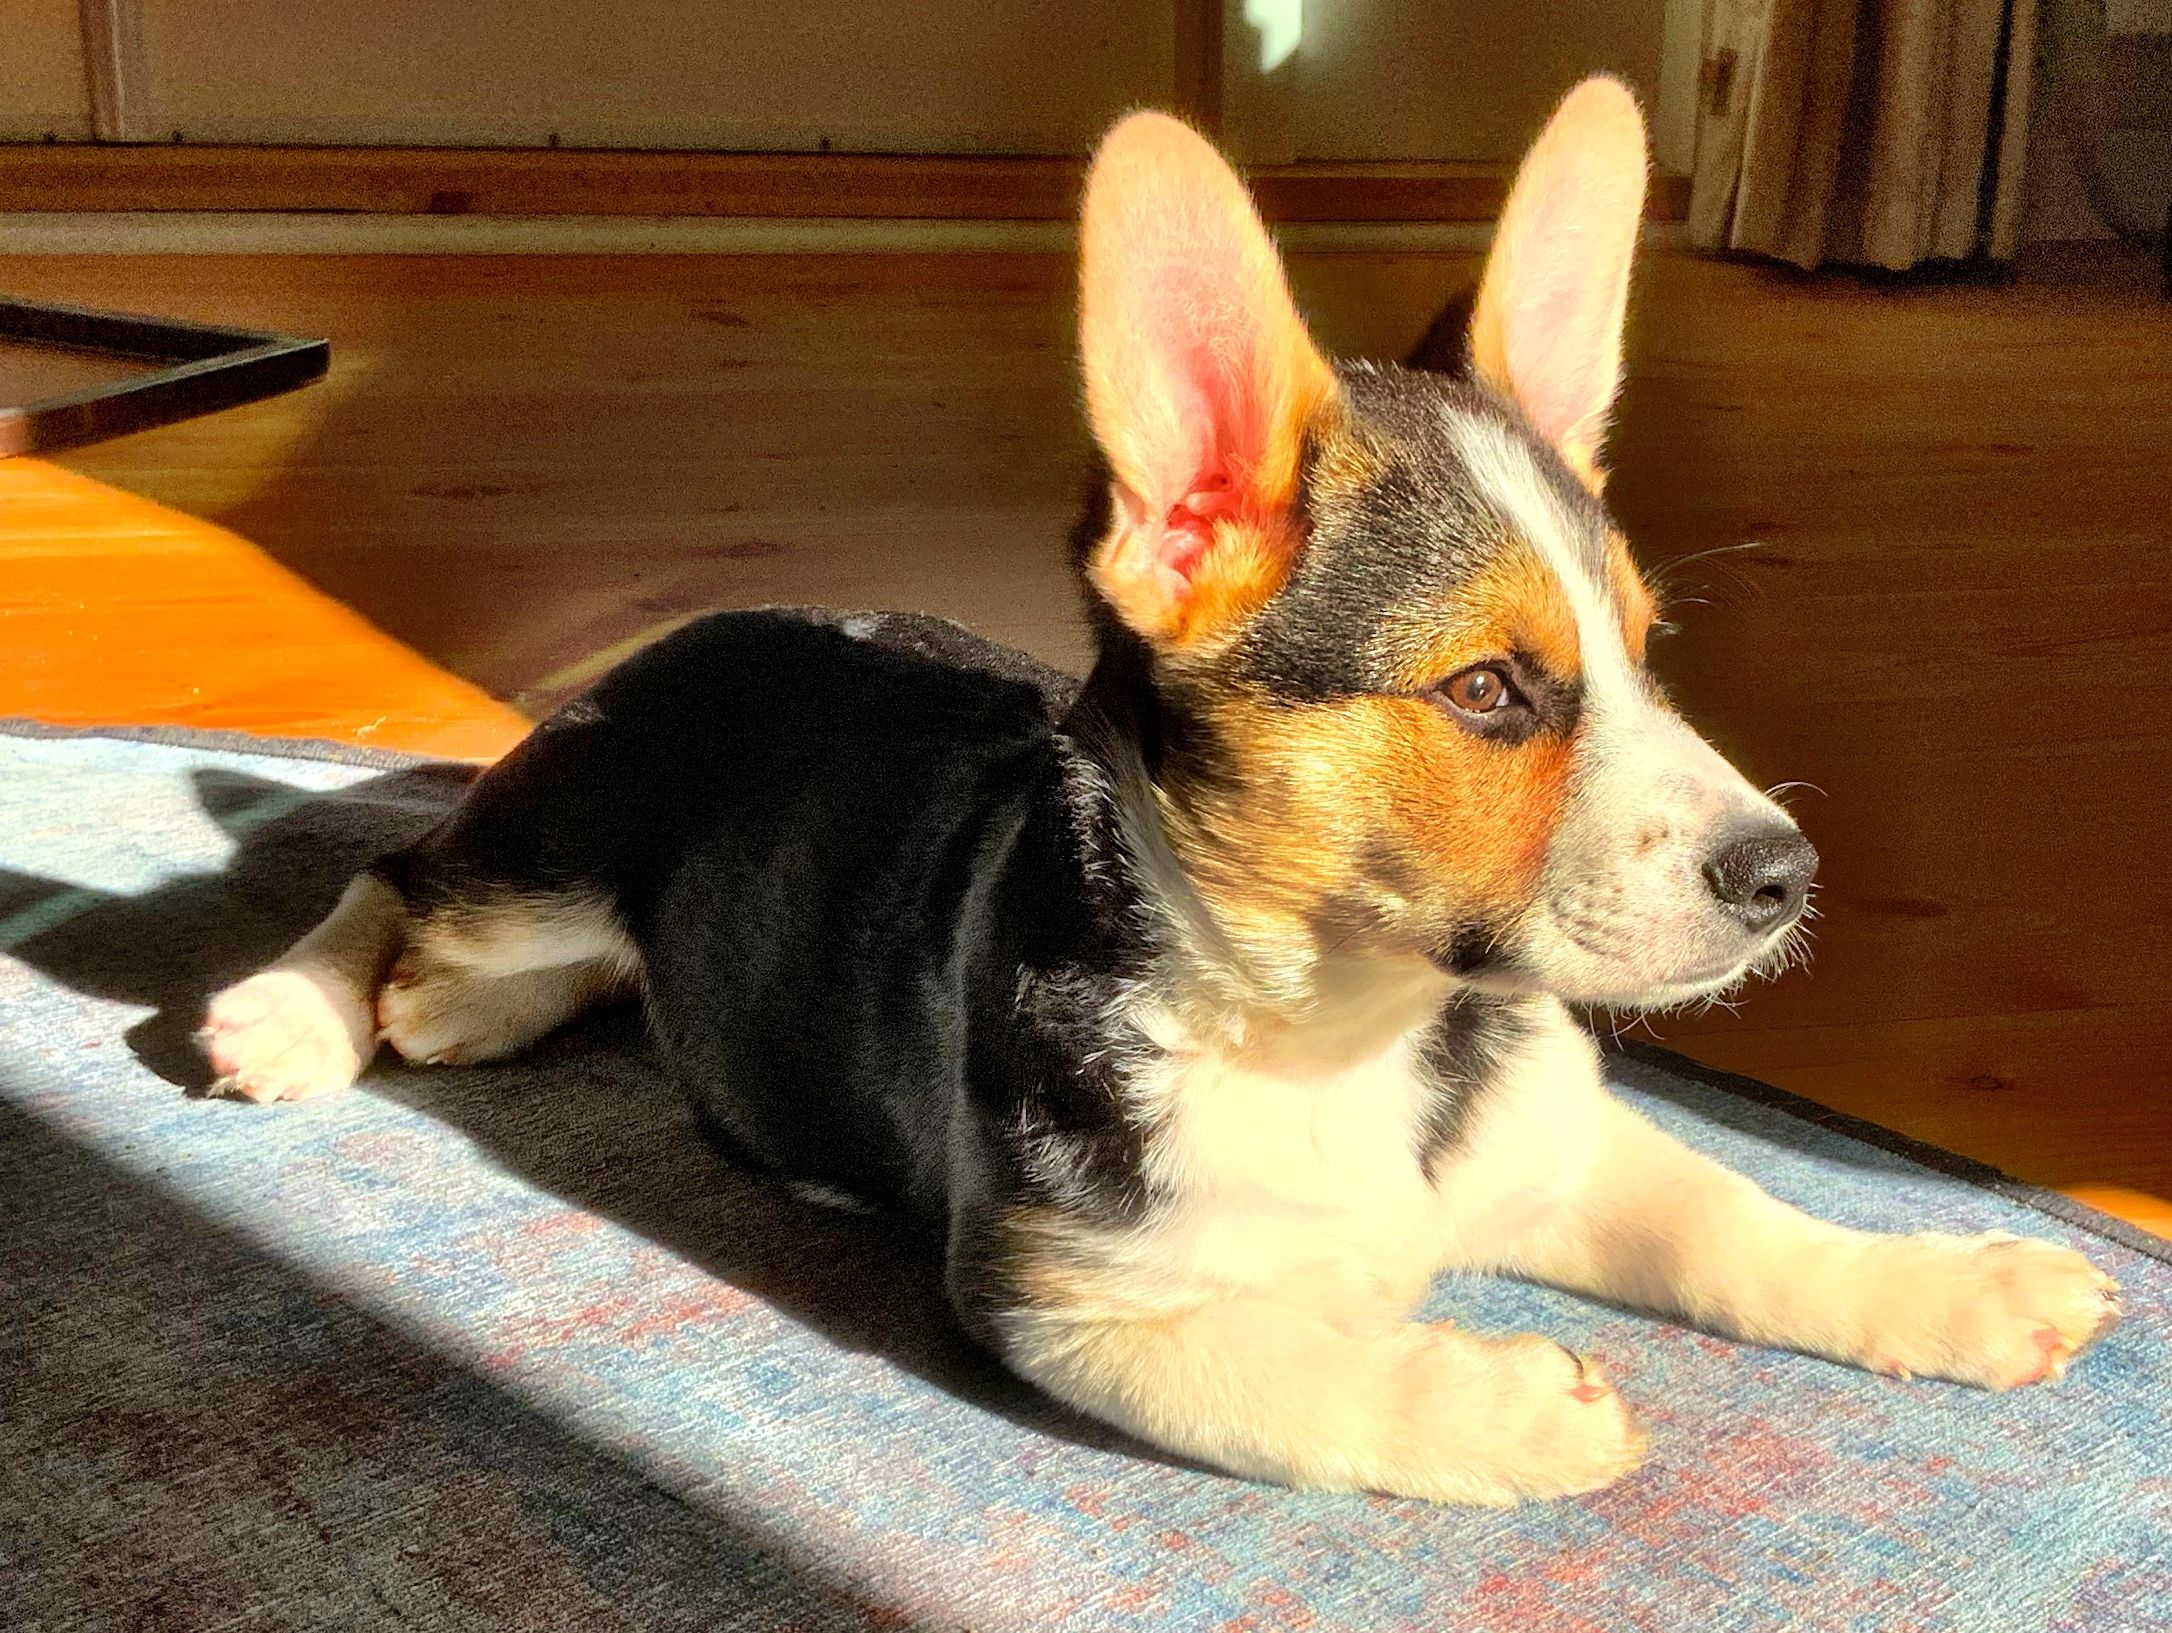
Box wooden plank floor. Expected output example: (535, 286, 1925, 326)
(1, 242, 2165, 1234)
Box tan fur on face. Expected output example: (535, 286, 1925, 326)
(1378, 546, 1585, 691)
(1162, 688, 1572, 992)
(1160, 544, 1586, 991)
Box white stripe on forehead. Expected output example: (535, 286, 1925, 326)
(1444, 413, 1637, 696)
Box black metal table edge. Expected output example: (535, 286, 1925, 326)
(0, 295, 329, 458)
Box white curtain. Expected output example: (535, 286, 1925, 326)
(1688, 0, 2040, 269)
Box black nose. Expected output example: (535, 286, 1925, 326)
(1703, 827, 1818, 931)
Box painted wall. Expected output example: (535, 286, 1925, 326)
(1, 0, 94, 139)
(5, 0, 1676, 162)
(1222, 0, 1668, 163)
(122, 0, 1173, 153)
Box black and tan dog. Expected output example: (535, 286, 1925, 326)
(201, 79, 2118, 1504)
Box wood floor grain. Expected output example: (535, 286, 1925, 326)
(1, 241, 2164, 1226)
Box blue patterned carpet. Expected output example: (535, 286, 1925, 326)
(3, 723, 2168, 1632)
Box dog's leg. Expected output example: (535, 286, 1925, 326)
(200, 873, 406, 1102)
(377, 952, 628, 1066)
(376, 888, 641, 1067)
(1449, 1023, 2122, 1390)
(997, 1292, 1645, 1504)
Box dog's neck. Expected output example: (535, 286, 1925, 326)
(1060, 643, 1455, 1069)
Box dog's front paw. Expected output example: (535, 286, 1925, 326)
(1390, 1328, 1648, 1504)
(199, 969, 375, 1102)
(1857, 1231, 2120, 1390)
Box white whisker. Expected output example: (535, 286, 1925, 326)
(1764, 780, 1829, 808)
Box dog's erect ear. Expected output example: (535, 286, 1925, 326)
(1079, 112, 1336, 649)
(1469, 76, 1648, 492)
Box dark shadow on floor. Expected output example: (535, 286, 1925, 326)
(0, 1095, 925, 1632)
(0, 758, 1194, 1475)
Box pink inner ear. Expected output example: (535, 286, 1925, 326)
(1078, 111, 1336, 631)
(1500, 156, 1627, 453)
(1514, 273, 1614, 452)
(1103, 271, 1283, 593)
(1175, 468, 1238, 526)
(1470, 77, 1646, 472)
(1156, 468, 1240, 585)
(1120, 248, 1276, 510)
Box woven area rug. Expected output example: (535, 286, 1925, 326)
(3, 720, 2168, 1633)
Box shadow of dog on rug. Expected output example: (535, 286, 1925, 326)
(0, 758, 1184, 1470)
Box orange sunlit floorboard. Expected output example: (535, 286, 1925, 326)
(0, 459, 529, 761)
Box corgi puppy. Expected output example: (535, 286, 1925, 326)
(200, 78, 2119, 1505)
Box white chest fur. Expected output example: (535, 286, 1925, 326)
(1100, 991, 1611, 1318)
(1107, 997, 1449, 1313)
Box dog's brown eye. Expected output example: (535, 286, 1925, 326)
(1443, 666, 1514, 715)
